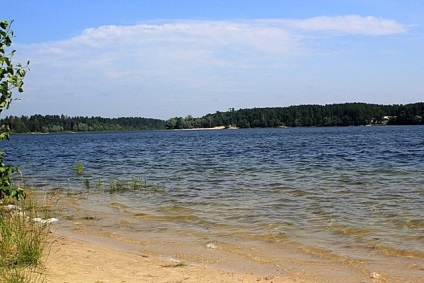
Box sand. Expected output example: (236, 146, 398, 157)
(44, 229, 377, 283)
(40, 193, 422, 283)
(46, 233, 266, 283)
(43, 193, 289, 283)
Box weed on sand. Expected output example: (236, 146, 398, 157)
(0, 193, 52, 282)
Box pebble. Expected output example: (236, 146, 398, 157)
(33, 217, 59, 225)
(206, 243, 218, 249)
(371, 272, 382, 279)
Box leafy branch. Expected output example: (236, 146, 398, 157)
(0, 19, 29, 200)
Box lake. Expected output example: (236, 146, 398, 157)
(3, 126, 424, 277)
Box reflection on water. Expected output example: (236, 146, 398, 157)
(4, 126, 424, 267)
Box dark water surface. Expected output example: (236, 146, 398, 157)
(3, 126, 424, 274)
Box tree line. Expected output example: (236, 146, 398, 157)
(1, 115, 166, 133)
(166, 102, 424, 129)
(1, 102, 423, 133)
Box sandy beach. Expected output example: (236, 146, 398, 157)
(37, 192, 423, 283)
(45, 228, 402, 283)
(45, 231, 351, 283)
(42, 195, 299, 282)
(46, 233, 271, 283)
(43, 193, 284, 283)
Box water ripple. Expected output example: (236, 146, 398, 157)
(3, 126, 424, 260)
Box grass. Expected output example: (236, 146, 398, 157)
(0, 192, 51, 282)
(82, 176, 164, 194)
(0, 266, 45, 283)
(74, 162, 84, 175)
(107, 177, 163, 194)
(84, 179, 90, 191)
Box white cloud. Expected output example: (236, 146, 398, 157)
(24, 16, 405, 80)
(20, 20, 301, 95)
(12, 16, 409, 118)
(287, 15, 406, 35)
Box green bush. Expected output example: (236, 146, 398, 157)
(0, 20, 29, 201)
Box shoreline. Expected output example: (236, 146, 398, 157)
(40, 193, 424, 283)
(46, 226, 400, 283)
(174, 125, 239, 131)
(46, 229, 274, 283)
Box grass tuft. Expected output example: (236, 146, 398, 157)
(0, 191, 51, 282)
(74, 162, 84, 175)
(89, 176, 164, 194)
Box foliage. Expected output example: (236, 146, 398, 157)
(1, 115, 166, 133)
(0, 20, 28, 118)
(0, 193, 49, 282)
(74, 162, 84, 175)
(1, 103, 423, 133)
(0, 154, 25, 200)
(165, 102, 424, 129)
(83, 176, 161, 194)
(107, 176, 155, 194)
(0, 20, 29, 200)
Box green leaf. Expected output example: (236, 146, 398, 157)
(0, 19, 28, 200)
(0, 20, 8, 30)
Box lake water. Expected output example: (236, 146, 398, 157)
(3, 126, 424, 277)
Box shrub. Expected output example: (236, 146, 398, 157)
(0, 193, 50, 282)
(0, 20, 29, 201)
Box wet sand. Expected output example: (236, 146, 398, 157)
(46, 230, 362, 283)
(42, 193, 422, 282)
(47, 233, 265, 283)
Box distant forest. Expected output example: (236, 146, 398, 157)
(166, 102, 424, 129)
(1, 102, 423, 133)
(1, 115, 166, 133)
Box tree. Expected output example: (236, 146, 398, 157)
(0, 20, 29, 199)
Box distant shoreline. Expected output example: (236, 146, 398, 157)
(175, 125, 239, 131)
(9, 124, 424, 135)
(3, 102, 423, 133)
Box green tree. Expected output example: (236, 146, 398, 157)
(0, 20, 29, 199)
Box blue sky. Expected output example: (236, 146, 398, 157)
(2, 0, 423, 119)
